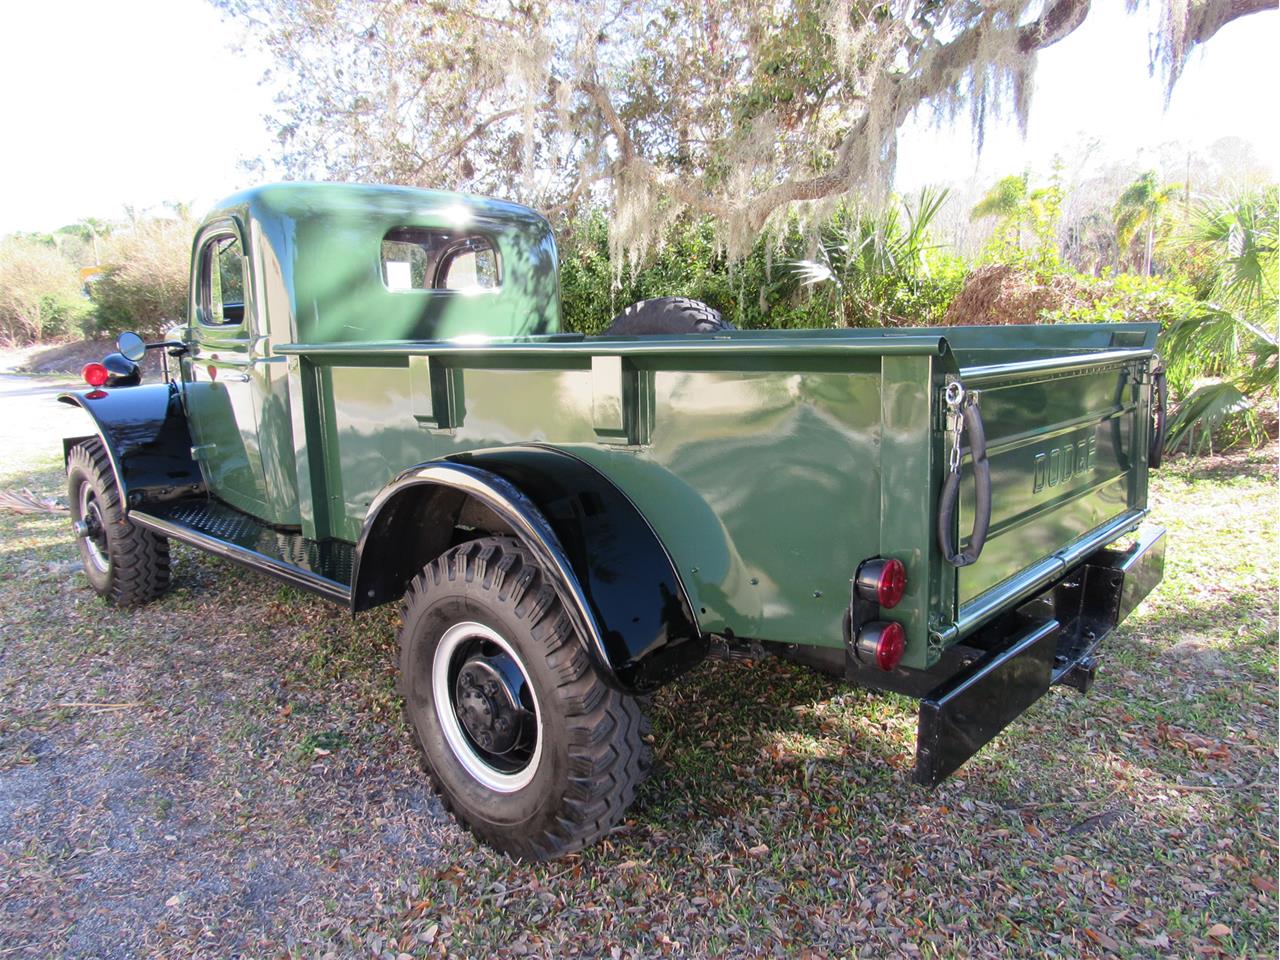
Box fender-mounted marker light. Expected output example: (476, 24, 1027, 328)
(82, 363, 109, 387)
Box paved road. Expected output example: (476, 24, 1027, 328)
(0, 374, 93, 473)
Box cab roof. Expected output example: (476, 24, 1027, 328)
(202, 182, 561, 344)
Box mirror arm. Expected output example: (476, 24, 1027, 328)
(146, 340, 188, 354)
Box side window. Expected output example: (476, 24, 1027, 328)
(201, 234, 245, 325)
(380, 228, 501, 292)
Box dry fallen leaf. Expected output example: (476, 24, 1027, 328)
(1084, 928, 1122, 951)
(1205, 922, 1231, 940)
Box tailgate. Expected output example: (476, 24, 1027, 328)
(952, 349, 1155, 613)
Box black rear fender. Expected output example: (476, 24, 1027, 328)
(352, 447, 706, 693)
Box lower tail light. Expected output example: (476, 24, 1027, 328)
(855, 621, 905, 671)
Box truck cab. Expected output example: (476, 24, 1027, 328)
(178, 184, 562, 530)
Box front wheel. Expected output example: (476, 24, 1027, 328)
(398, 536, 651, 860)
(66, 439, 170, 605)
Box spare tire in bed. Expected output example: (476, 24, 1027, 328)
(602, 297, 735, 335)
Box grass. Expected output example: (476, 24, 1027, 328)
(0, 405, 1275, 957)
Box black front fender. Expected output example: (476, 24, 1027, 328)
(58, 382, 204, 506)
(352, 447, 707, 693)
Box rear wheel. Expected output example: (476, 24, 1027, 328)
(603, 296, 734, 335)
(398, 536, 651, 860)
(66, 439, 170, 605)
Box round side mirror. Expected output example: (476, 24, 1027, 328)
(117, 331, 146, 362)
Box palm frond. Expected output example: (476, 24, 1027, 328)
(0, 489, 67, 515)
(1160, 307, 1244, 387)
(789, 259, 839, 287)
(1114, 207, 1145, 249)
(1237, 340, 1278, 397)
(1162, 381, 1260, 456)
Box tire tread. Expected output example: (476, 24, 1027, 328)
(67, 439, 170, 606)
(398, 536, 651, 860)
(603, 296, 735, 336)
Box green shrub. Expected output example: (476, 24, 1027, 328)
(0, 238, 91, 344)
(558, 199, 965, 334)
(90, 219, 194, 337)
(1044, 271, 1197, 330)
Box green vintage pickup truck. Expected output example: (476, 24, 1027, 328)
(61, 183, 1166, 860)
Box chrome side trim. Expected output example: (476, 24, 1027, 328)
(959, 349, 1151, 385)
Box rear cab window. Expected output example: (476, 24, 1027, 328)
(381, 228, 501, 293)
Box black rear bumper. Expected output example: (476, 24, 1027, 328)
(913, 525, 1166, 786)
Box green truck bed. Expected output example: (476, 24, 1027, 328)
(274, 322, 1159, 672)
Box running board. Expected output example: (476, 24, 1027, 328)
(130, 498, 353, 604)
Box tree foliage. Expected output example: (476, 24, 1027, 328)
(559, 198, 964, 334)
(1112, 170, 1180, 275)
(90, 219, 195, 337)
(970, 168, 1064, 273)
(219, 0, 1270, 266)
(789, 187, 963, 325)
(0, 239, 90, 344)
(1158, 186, 1277, 451)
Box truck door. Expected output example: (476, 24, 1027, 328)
(181, 221, 271, 518)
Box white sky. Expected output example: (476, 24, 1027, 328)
(0, 0, 275, 235)
(0, 0, 1275, 236)
(895, 1, 1278, 190)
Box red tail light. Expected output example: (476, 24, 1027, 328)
(82, 363, 109, 387)
(855, 557, 907, 609)
(855, 621, 905, 671)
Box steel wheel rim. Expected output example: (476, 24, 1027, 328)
(432, 621, 542, 793)
(77, 484, 110, 574)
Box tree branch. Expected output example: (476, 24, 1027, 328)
(1183, 0, 1277, 45)
(576, 79, 633, 162)
(587, 1, 1107, 235)
(740, 2, 1099, 232)
(420, 108, 523, 169)
(576, 78, 730, 219)
(1017, 0, 1092, 54)
(601, 0, 1275, 235)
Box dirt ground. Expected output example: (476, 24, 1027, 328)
(0, 373, 1276, 959)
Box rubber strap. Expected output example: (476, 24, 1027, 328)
(1148, 365, 1168, 469)
(937, 396, 992, 568)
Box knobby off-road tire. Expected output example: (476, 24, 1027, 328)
(66, 439, 170, 606)
(603, 296, 735, 336)
(398, 536, 651, 860)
